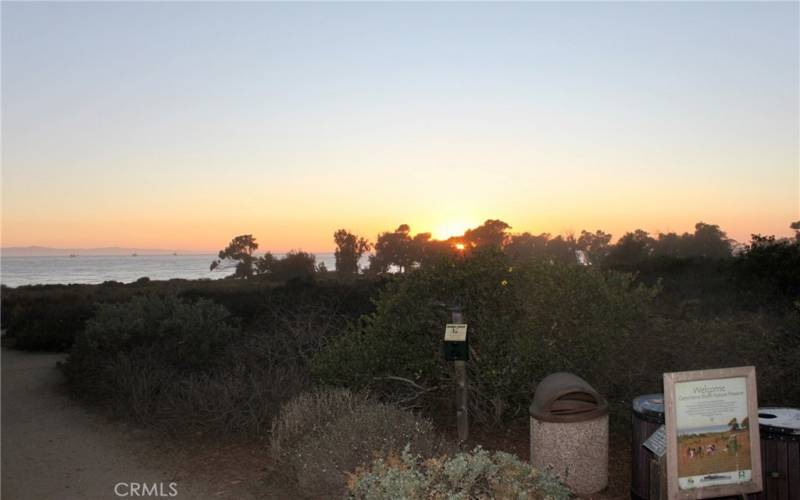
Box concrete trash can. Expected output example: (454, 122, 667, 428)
(530, 372, 609, 496)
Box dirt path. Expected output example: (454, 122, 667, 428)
(1, 348, 223, 500)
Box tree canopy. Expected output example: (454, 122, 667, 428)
(333, 229, 371, 275)
(210, 234, 259, 279)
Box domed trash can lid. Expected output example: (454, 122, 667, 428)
(530, 372, 608, 423)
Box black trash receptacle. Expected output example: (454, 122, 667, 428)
(530, 372, 609, 496)
(752, 407, 800, 500)
(631, 394, 665, 500)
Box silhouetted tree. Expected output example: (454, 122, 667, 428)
(272, 250, 317, 282)
(505, 232, 549, 261)
(463, 219, 511, 249)
(372, 224, 414, 273)
(546, 234, 578, 264)
(255, 252, 276, 274)
(652, 232, 687, 258)
(418, 237, 461, 268)
(411, 232, 433, 265)
(689, 222, 732, 259)
(333, 229, 371, 275)
(577, 230, 612, 265)
(790, 220, 800, 241)
(733, 230, 800, 297)
(606, 229, 655, 267)
(210, 234, 259, 279)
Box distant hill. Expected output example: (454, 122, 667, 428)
(1, 246, 211, 257)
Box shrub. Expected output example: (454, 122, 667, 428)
(64, 294, 239, 413)
(0, 284, 101, 350)
(2, 278, 380, 352)
(313, 250, 657, 422)
(347, 445, 571, 500)
(63, 292, 360, 434)
(272, 389, 453, 498)
(270, 388, 371, 455)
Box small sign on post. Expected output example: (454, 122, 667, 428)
(443, 324, 468, 361)
(443, 308, 468, 443)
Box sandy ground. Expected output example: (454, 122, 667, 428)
(1, 347, 226, 500)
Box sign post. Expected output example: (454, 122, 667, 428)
(443, 307, 468, 443)
(663, 366, 762, 500)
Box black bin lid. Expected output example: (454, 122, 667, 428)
(529, 372, 608, 423)
(758, 407, 800, 440)
(632, 393, 665, 424)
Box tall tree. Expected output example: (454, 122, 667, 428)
(272, 250, 317, 282)
(210, 234, 259, 279)
(690, 222, 732, 258)
(333, 229, 372, 275)
(505, 232, 550, 261)
(606, 229, 655, 267)
(577, 230, 612, 264)
(463, 219, 511, 249)
(546, 234, 578, 264)
(255, 252, 276, 274)
(652, 232, 687, 258)
(372, 224, 414, 273)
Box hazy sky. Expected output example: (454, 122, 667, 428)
(2, 2, 798, 252)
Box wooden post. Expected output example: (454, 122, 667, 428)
(451, 309, 468, 443)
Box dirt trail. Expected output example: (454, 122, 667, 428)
(1, 348, 221, 500)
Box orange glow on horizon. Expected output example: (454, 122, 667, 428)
(455, 243, 466, 251)
(432, 221, 475, 241)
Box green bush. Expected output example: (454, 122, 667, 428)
(1, 284, 107, 350)
(272, 389, 453, 498)
(2, 278, 381, 352)
(313, 250, 657, 421)
(64, 294, 239, 414)
(347, 445, 571, 500)
(621, 307, 800, 410)
(64, 293, 357, 434)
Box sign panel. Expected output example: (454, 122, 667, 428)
(663, 367, 762, 499)
(644, 425, 667, 458)
(444, 324, 467, 342)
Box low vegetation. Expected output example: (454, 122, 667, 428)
(271, 389, 454, 498)
(62, 293, 353, 435)
(1, 278, 378, 351)
(347, 445, 571, 500)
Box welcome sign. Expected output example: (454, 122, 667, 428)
(663, 367, 762, 499)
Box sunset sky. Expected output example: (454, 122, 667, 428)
(2, 2, 798, 253)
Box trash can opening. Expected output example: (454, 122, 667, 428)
(529, 372, 609, 423)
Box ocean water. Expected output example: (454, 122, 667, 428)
(0, 253, 340, 287)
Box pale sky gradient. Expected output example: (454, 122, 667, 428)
(2, 2, 798, 252)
